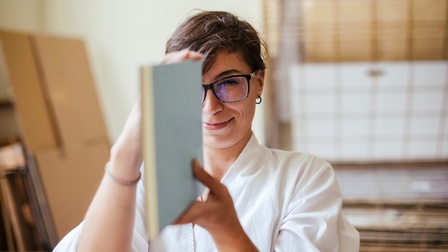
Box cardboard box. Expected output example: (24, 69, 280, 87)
(0, 104, 20, 143)
(0, 30, 58, 151)
(33, 142, 109, 239)
(0, 42, 11, 102)
(1, 29, 112, 243)
(31, 34, 108, 148)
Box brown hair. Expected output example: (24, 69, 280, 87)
(166, 11, 268, 74)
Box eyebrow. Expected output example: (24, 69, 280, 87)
(213, 69, 244, 81)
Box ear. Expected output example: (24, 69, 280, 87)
(256, 70, 265, 96)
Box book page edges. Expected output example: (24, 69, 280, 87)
(141, 66, 159, 239)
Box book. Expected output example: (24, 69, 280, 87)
(141, 60, 203, 238)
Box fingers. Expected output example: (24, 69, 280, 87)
(173, 201, 208, 225)
(175, 161, 238, 230)
(161, 49, 203, 64)
(192, 160, 227, 199)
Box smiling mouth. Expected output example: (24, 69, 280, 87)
(203, 118, 234, 129)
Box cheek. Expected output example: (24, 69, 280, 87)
(233, 102, 256, 124)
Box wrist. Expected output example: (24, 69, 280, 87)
(210, 223, 258, 252)
(105, 163, 141, 186)
(110, 142, 142, 168)
(109, 145, 142, 181)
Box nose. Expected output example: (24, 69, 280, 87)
(202, 88, 223, 115)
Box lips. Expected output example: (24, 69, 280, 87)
(202, 118, 234, 130)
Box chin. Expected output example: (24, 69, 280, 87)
(203, 134, 233, 149)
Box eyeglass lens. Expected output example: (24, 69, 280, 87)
(202, 76, 249, 103)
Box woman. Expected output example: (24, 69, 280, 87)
(55, 11, 359, 251)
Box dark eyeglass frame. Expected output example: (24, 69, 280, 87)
(202, 70, 259, 103)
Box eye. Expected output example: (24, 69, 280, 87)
(220, 77, 241, 86)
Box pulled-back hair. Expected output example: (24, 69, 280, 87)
(166, 11, 268, 74)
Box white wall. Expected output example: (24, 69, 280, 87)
(0, 0, 265, 144)
(0, 1, 43, 32)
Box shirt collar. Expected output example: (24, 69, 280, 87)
(221, 133, 265, 183)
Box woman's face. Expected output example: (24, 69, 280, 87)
(201, 51, 264, 150)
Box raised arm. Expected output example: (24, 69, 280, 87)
(77, 99, 143, 252)
(76, 50, 203, 252)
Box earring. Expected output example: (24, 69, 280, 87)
(256, 96, 262, 104)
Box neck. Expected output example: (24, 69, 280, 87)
(203, 132, 252, 181)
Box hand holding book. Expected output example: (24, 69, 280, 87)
(174, 159, 258, 251)
(142, 54, 205, 238)
(77, 50, 205, 251)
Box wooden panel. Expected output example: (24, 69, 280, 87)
(34, 143, 109, 239)
(413, 0, 447, 21)
(376, 0, 409, 22)
(300, 0, 448, 62)
(303, 0, 335, 26)
(360, 230, 448, 252)
(306, 41, 336, 62)
(31, 34, 108, 148)
(376, 23, 408, 60)
(377, 40, 409, 61)
(339, 40, 373, 62)
(0, 104, 20, 143)
(304, 28, 336, 62)
(338, 0, 372, 24)
(0, 45, 11, 103)
(0, 30, 58, 151)
(412, 26, 447, 59)
(343, 204, 448, 231)
(303, 1, 336, 62)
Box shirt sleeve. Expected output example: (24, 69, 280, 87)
(53, 165, 149, 252)
(274, 161, 359, 252)
(132, 175, 149, 251)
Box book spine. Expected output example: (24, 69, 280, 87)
(141, 66, 159, 239)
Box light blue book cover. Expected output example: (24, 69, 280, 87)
(142, 60, 203, 238)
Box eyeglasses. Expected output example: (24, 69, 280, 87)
(202, 70, 258, 103)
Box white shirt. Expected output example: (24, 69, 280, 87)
(54, 135, 359, 251)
